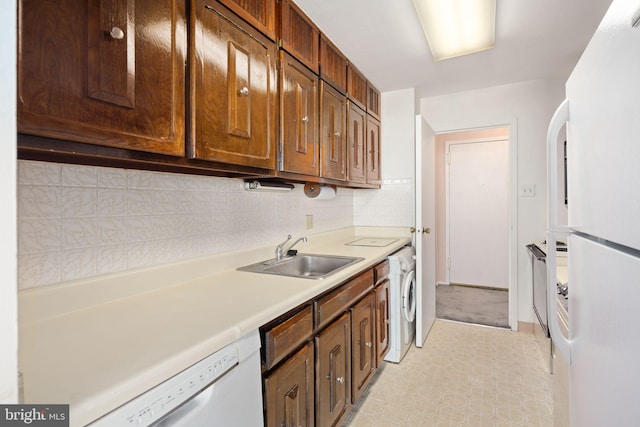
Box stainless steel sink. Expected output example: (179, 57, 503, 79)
(237, 254, 364, 279)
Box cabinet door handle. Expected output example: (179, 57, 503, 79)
(334, 131, 341, 137)
(109, 27, 125, 40)
(301, 116, 309, 123)
(239, 87, 249, 96)
(365, 342, 372, 348)
(336, 376, 344, 384)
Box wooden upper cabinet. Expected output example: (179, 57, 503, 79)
(278, 0, 319, 74)
(347, 102, 367, 184)
(217, 0, 276, 40)
(279, 52, 319, 176)
(320, 81, 347, 181)
(366, 115, 381, 186)
(347, 63, 367, 111)
(265, 342, 315, 427)
(190, 0, 277, 169)
(367, 82, 381, 121)
(320, 34, 348, 95)
(18, 0, 186, 156)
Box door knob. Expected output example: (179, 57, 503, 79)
(423, 227, 431, 234)
(410, 227, 416, 233)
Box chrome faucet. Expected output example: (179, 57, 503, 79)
(275, 235, 307, 261)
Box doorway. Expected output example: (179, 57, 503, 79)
(435, 127, 510, 328)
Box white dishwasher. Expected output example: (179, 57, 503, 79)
(89, 331, 263, 427)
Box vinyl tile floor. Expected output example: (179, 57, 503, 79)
(342, 320, 553, 427)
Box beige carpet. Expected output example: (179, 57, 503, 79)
(436, 284, 509, 328)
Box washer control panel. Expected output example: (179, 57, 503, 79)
(89, 345, 238, 426)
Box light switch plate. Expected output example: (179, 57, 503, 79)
(520, 184, 536, 197)
(306, 214, 314, 229)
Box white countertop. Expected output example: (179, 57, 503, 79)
(18, 227, 411, 427)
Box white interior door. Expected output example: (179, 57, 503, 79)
(446, 139, 509, 288)
(415, 115, 436, 347)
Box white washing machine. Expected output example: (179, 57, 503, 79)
(384, 245, 416, 363)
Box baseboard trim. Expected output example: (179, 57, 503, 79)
(449, 282, 509, 292)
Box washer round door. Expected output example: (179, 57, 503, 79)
(401, 269, 416, 322)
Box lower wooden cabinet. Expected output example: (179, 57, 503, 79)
(351, 293, 375, 403)
(374, 279, 391, 367)
(261, 268, 387, 427)
(316, 313, 351, 427)
(264, 342, 315, 427)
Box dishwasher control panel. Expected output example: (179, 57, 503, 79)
(89, 344, 239, 426)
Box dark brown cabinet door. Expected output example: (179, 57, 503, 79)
(351, 293, 375, 403)
(279, 0, 319, 74)
(319, 35, 347, 95)
(18, 0, 186, 156)
(320, 81, 347, 181)
(316, 313, 350, 427)
(366, 115, 381, 186)
(190, 0, 277, 169)
(265, 342, 315, 427)
(347, 102, 367, 184)
(375, 279, 390, 367)
(217, 0, 276, 40)
(280, 52, 319, 176)
(347, 64, 367, 112)
(367, 83, 381, 121)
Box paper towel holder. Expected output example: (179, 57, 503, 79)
(304, 182, 337, 199)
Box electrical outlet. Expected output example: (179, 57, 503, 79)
(306, 214, 314, 229)
(520, 184, 536, 197)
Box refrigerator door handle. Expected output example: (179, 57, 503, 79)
(547, 99, 571, 364)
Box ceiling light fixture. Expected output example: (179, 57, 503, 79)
(412, 0, 496, 61)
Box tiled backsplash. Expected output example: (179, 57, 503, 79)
(354, 179, 414, 226)
(17, 160, 354, 289)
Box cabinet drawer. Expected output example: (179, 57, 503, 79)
(264, 305, 314, 370)
(316, 269, 373, 330)
(373, 260, 390, 286)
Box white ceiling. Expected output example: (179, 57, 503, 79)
(294, 0, 613, 96)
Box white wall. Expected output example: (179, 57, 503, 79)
(1, 0, 18, 403)
(421, 78, 565, 323)
(354, 88, 416, 227)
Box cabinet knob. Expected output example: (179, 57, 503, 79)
(365, 342, 372, 348)
(239, 87, 249, 96)
(336, 376, 344, 384)
(109, 27, 125, 40)
(334, 131, 341, 137)
(301, 116, 309, 123)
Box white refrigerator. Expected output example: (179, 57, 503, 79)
(546, 1, 640, 426)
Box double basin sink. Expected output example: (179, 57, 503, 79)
(238, 253, 364, 280)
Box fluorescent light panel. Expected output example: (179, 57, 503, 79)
(412, 0, 496, 61)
